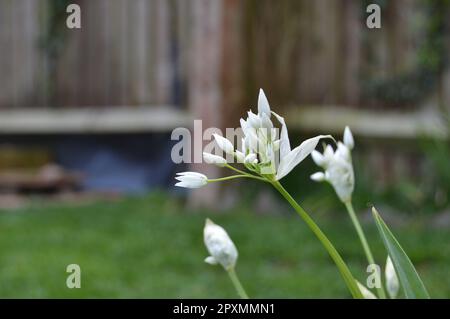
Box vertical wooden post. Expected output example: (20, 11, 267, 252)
(221, 0, 244, 126)
(341, 0, 361, 106)
(187, 0, 224, 208)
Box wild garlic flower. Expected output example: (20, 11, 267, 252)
(203, 152, 227, 167)
(203, 219, 238, 270)
(385, 256, 400, 299)
(175, 172, 208, 188)
(310, 126, 355, 203)
(175, 89, 330, 189)
(203, 89, 330, 180)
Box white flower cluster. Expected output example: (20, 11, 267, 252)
(203, 219, 238, 271)
(310, 126, 355, 203)
(176, 89, 331, 188)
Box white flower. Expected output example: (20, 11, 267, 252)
(385, 256, 400, 299)
(310, 127, 355, 203)
(213, 133, 234, 154)
(175, 172, 208, 188)
(356, 280, 377, 299)
(203, 152, 227, 167)
(175, 89, 330, 188)
(203, 219, 238, 270)
(238, 89, 331, 180)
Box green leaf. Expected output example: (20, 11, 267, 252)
(372, 207, 430, 299)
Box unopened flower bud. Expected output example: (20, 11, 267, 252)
(203, 152, 227, 167)
(310, 172, 326, 182)
(385, 256, 400, 299)
(343, 126, 354, 150)
(203, 219, 238, 270)
(213, 134, 234, 154)
(175, 172, 208, 188)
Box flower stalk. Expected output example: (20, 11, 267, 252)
(177, 89, 369, 298)
(270, 180, 363, 299)
(345, 201, 386, 299)
(227, 267, 249, 299)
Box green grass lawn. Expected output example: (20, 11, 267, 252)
(0, 192, 448, 298)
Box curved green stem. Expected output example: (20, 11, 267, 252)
(227, 267, 249, 299)
(225, 164, 249, 176)
(345, 201, 387, 299)
(208, 174, 266, 183)
(271, 181, 363, 299)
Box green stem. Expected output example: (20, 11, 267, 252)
(208, 174, 266, 183)
(227, 267, 249, 299)
(271, 181, 363, 299)
(344, 201, 387, 299)
(225, 164, 250, 176)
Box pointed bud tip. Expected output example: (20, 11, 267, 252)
(310, 172, 325, 182)
(343, 126, 354, 149)
(205, 218, 214, 226)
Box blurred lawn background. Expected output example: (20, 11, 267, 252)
(0, 191, 448, 298)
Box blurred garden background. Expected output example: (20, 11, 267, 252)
(0, 0, 449, 298)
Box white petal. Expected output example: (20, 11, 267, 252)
(344, 126, 354, 150)
(336, 142, 351, 161)
(276, 135, 331, 180)
(385, 256, 400, 299)
(272, 112, 291, 158)
(203, 152, 227, 167)
(310, 172, 326, 182)
(244, 153, 257, 164)
(324, 145, 334, 161)
(241, 138, 247, 154)
(273, 139, 281, 151)
(260, 113, 273, 130)
(356, 281, 377, 299)
(176, 171, 206, 177)
(247, 111, 261, 128)
(175, 181, 205, 189)
(204, 256, 218, 265)
(258, 89, 271, 117)
(240, 118, 248, 131)
(311, 150, 325, 166)
(213, 134, 234, 154)
(175, 172, 208, 188)
(235, 151, 245, 163)
(246, 131, 259, 153)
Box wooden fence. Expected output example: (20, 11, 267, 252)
(1, 0, 449, 113)
(0, 0, 191, 108)
(0, 0, 449, 205)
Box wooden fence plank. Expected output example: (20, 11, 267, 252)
(0, 0, 13, 108)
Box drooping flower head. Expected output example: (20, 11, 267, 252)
(310, 126, 355, 203)
(203, 219, 238, 270)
